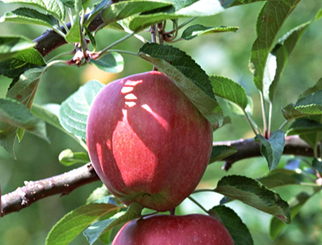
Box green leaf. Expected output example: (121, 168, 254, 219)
(210, 75, 248, 110)
(65, 0, 82, 43)
(255, 130, 285, 170)
(83, 202, 144, 245)
(269, 192, 311, 239)
(85, 0, 110, 28)
(0, 122, 16, 157)
(0, 7, 58, 28)
(225, 96, 253, 117)
(59, 80, 104, 140)
(31, 104, 63, 131)
(287, 118, 322, 136)
(230, 0, 265, 7)
(264, 21, 310, 102)
(209, 145, 237, 163)
(299, 77, 322, 99)
(90, 52, 124, 73)
(258, 169, 304, 189)
(0, 48, 46, 78)
(284, 78, 322, 146)
(0, 36, 35, 62)
(249, 0, 301, 92)
(86, 186, 111, 205)
(181, 24, 239, 40)
(1, 0, 65, 21)
(58, 149, 90, 166)
(128, 0, 238, 32)
(209, 205, 254, 245)
(0, 67, 46, 155)
(282, 91, 322, 121)
(214, 175, 290, 223)
(6, 67, 45, 108)
(0, 98, 48, 156)
(311, 158, 322, 173)
(139, 43, 223, 126)
(315, 8, 322, 20)
(0, 98, 43, 129)
(300, 132, 322, 150)
(100, 0, 172, 28)
(45, 203, 120, 245)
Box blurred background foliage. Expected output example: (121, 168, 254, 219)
(0, 1, 322, 245)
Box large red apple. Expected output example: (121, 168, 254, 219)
(112, 214, 235, 245)
(86, 71, 213, 211)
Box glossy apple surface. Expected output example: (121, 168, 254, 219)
(112, 214, 234, 245)
(86, 71, 213, 211)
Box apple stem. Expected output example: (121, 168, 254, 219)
(188, 196, 208, 214)
(169, 208, 176, 215)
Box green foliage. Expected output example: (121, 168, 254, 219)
(59, 80, 104, 140)
(46, 200, 123, 245)
(180, 24, 239, 40)
(255, 130, 285, 170)
(139, 43, 223, 126)
(209, 205, 254, 245)
(0, 0, 322, 244)
(214, 175, 290, 223)
(0, 36, 36, 62)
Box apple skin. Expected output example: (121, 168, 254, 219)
(112, 214, 235, 245)
(86, 71, 213, 211)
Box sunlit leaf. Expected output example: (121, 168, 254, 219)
(1, 0, 65, 21)
(249, 0, 301, 92)
(58, 149, 90, 166)
(129, 0, 238, 32)
(0, 7, 58, 28)
(46, 203, 121, 245)
(59, 80, 104, 140)
(31, 104, 62, 131)
(100, 0, 172, 28)
(181, 24, 238, 40)
(265, 21, 310, 102)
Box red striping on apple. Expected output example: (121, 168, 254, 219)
(111, 214, 235, 245)
(86, 71, 213, 211)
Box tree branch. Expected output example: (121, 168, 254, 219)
(1, 136, 313, 217)
(34, 0, 116, 56)
(215, 136, 314, 170)
(1, 163, 99, 217)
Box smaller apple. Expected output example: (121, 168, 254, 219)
(112, 214, 234, 245)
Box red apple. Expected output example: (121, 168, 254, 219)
(112, 214, 235, 245)
(86, 71, 213, 211)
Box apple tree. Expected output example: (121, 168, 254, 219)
(0, 0, 322, 244)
